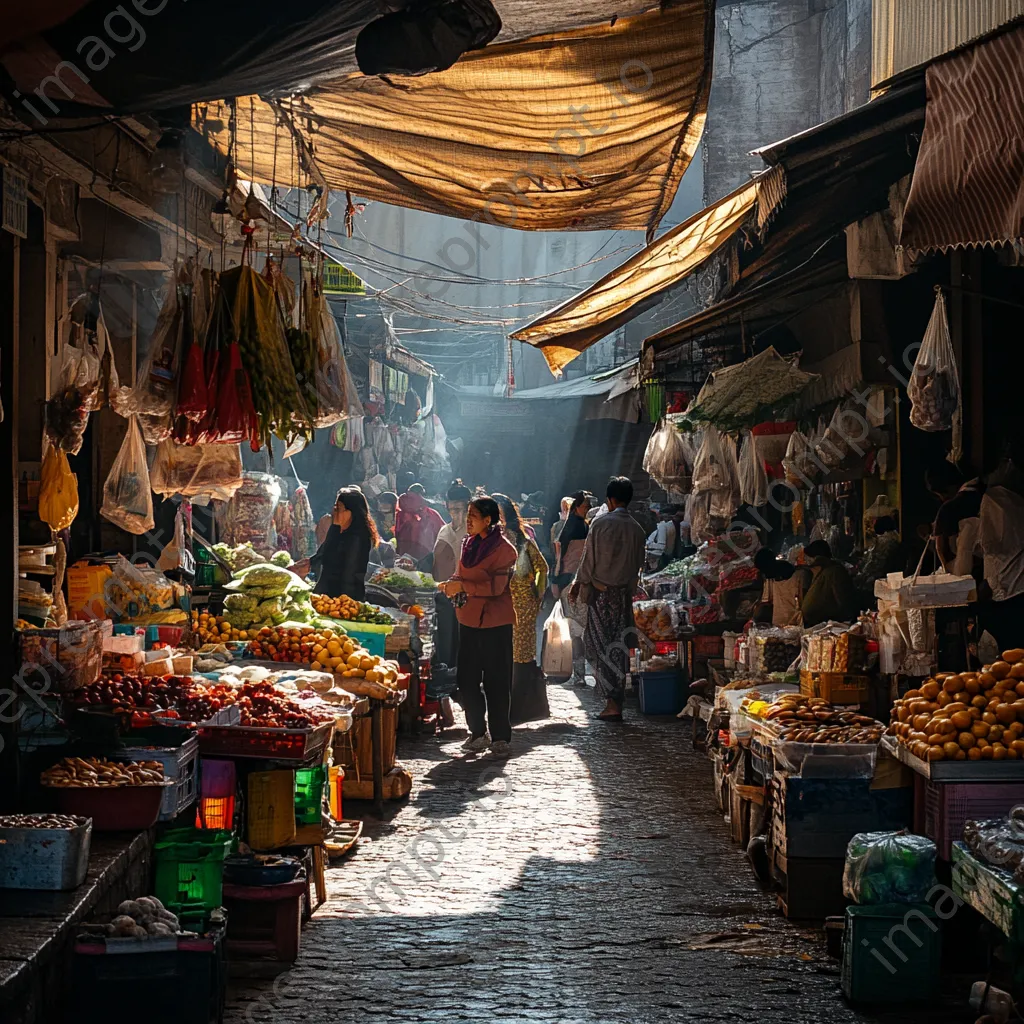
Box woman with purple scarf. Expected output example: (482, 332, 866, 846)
(438, 496, 518, 758)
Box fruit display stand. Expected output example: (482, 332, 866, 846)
(340, 687, 409, 817)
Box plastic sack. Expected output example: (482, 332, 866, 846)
(290, 486, 317, 560)
(541, 601, 572, 677)
(964, 812, 1024, 873)
(642, 420, 691, 491)
(135, 267, 187, 444)
(150, 439, 243, 501)
(692, 425, 734, 494)
(738, 432, 768, 507)
(909, 288, 960, 432)
(94, 304, 135, 417)
(174, 290, 208, 422)
(38, 446, 79, 531)
(815, 402, 867, 471)
(843, 830, 936, 905)
(633, 599, 681, 641)
(100, 416, 155, 535)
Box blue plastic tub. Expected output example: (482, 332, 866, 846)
(638, 671, 684, 715)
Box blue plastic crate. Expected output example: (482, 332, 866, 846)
(638, 671, 684, 715)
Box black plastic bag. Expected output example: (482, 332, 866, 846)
(356, 0, 501, 76)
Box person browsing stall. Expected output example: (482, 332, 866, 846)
(754, 548, 813, 627)
(569, 477, 646, 722)
(438, 497, 518, 759)
(800, 540, 859, 627)
(293, 487, 377, 601)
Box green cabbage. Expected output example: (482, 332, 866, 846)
(224, 593, 259, 612)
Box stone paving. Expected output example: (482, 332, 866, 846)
(224, 683, 961, 1024)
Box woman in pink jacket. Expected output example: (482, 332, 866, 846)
(438, 496, 518, 758)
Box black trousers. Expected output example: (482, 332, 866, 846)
(457, 623, 513, 743)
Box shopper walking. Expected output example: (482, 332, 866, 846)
(569, 477, 646, 721)
(438, 496, 518, 758)
(553, 491, 591, 686)
(432, 480, 472, 671)
(493, 493, 550, 722)
(294, 487, 378, 601)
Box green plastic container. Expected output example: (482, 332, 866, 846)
(294, 766, 328, 825)
(154, 828, 234, 914)
(841, 903, 941, 1004)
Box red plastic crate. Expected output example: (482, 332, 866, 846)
(48, 782, 171, 830)
(222, 879, 305, 962)
(197, 721, 333, 761)
(923, 781, 1024, 860)
(693, 635, 725, 657)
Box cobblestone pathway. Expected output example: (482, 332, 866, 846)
(224, 684, 955, 1024)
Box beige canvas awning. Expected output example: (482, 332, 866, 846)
(192, 4, 714, 239)
(510, 179, 757, 374)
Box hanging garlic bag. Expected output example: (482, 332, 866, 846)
(738, 432, 768, 506)
(909, 287, 960, 432)
(100, 416, 155, 534)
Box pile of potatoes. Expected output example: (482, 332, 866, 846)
(889, 648, 1024, 761)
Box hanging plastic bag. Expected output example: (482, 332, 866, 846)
(95, 304, 136, 417)
(212, 342, 260, 447)
(816, 402, 868, 472)
(642, 419, 691, 491)
(738, 432, 768, 506)
(100, 416, 155, 535)
(135, 267, 186, 444)
(909, 288, 960, 432)
(691, 425, 734, 494)
(150, 438, 244, 501)
(39, 446, 79, 531)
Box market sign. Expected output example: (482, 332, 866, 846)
(323, 260, 365, 296)
(2, 166, 28, 238)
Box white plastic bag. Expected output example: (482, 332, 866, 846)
(541, 601, 573, 678)
(642, 420, 690, 491)
(909, 288, 959, 432)
(100, 416, 155, 534)
(692, 425, 734, 493)
(738, 432, 768, 507)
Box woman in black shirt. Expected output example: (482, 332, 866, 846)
(293, 487, 378, 600)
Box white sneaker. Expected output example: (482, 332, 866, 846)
(487, 740, 512, 759)
(462, 733, 490, 753)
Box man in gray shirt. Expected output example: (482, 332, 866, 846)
(570, 476, 647, 721)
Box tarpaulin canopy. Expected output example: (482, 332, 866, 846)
(683, 346, 819, 431)
(900, 22, 1024, 254)
(0, 0, 664, 112)
(511, 180, 757, 375)
(512, 359, 637, 400)
(192, 4, 714, 237)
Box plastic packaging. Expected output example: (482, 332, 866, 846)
(633, 599, 681, 641)
(909, 288, 960, 432)
(963, 812, 1024, 873)
(39, 446, 79, 530)
(843, 830, 937, 904)
(150, 439, 244, 501)
(541, 601, 572, 677)
(135, 266, 186, 444)
(738, 431, 768, 506)
(643, 419, 691, 491)
(692, 424, 734, 493)
(100, 416, 155, 535)
(218, 472, 283, 552)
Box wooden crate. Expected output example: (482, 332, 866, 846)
(335, 707, 397, 779)
(800, 670, 870, 705)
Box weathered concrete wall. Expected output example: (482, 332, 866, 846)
(704, 0, 873, 204)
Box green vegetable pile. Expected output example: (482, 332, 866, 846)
(212, 542, 266, 571)
(220, 564, 313, 631)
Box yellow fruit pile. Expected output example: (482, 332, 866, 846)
(191, 610, 251, 644)
(889, 648, 1024, 761)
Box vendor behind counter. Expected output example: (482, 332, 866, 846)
(801, 540, 859, 627)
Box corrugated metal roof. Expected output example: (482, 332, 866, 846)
(512, 360, 638, 400)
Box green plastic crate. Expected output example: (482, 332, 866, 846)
(294, 766, 328, 825)
(841, 903, 941, 1004)
(154, 828, 234, 914)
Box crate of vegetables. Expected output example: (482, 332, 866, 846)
(41, 756, 173, 830)
(0, 813, 92, 890)
(198, 722, 333, 762)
